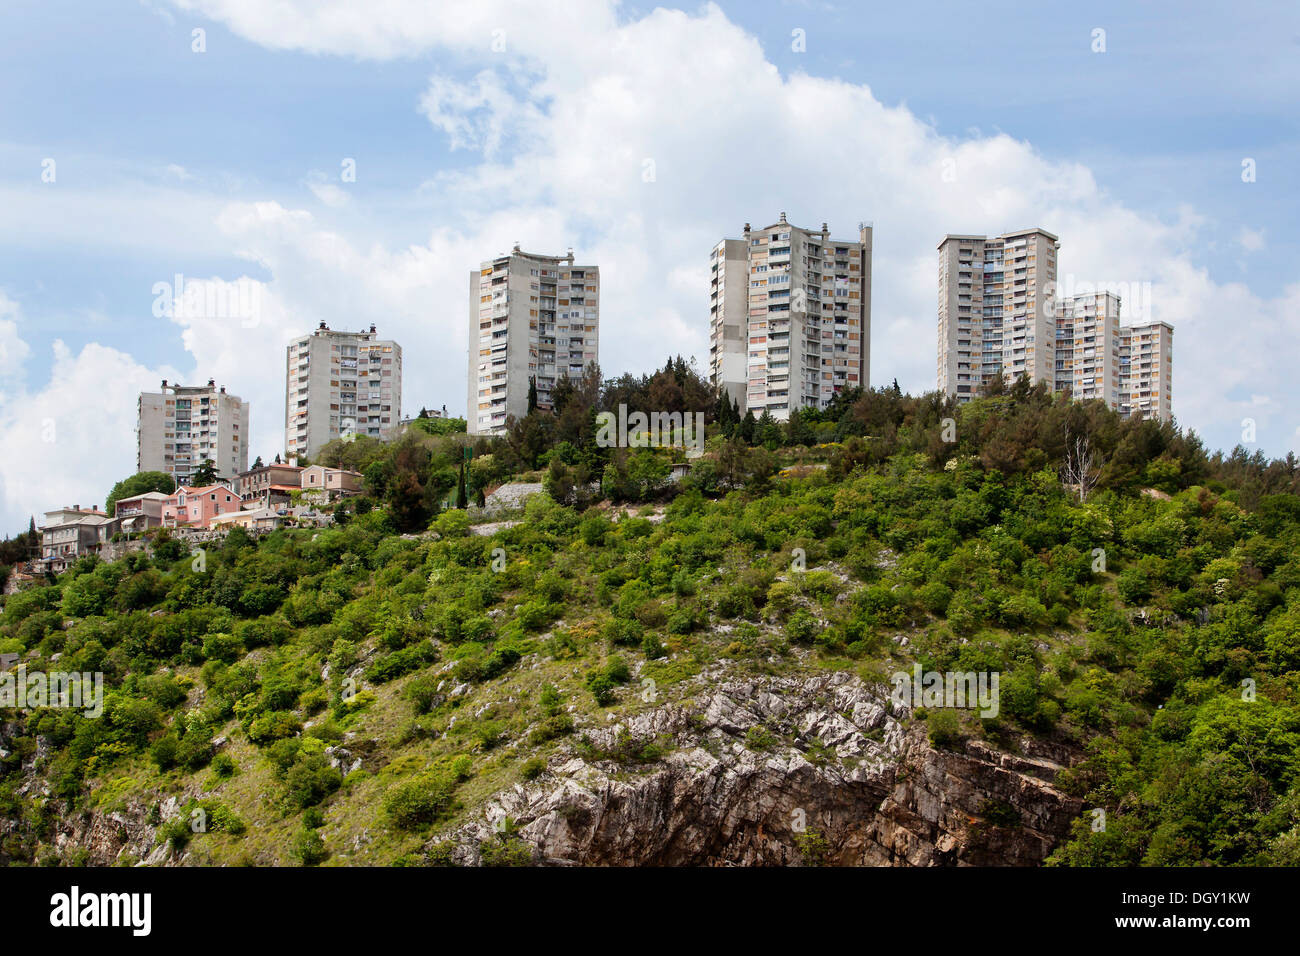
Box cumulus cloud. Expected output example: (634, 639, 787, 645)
(0, 324, 186, 526)
(0, 293, 31, 385)
(162, 0, 1299, 460)
(6, 0, 1295, 529)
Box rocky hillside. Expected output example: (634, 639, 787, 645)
(442, 669, 1083, 866)
(3, 450, 1299, 867)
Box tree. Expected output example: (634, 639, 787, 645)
(106, 472, 176, 516)
(274, 453, 282, 465)
(754, 410, 782, 450)
(527, 376, 539, 414)
(739, 410, 757, 445)
(252, 455, 264, 469)
(0, 517, 39, 567)
(409, 416, 468, 438)
(457, 450, 469, 510)
(1061, 429, 1105, 502)
(191, 459, 220, 487)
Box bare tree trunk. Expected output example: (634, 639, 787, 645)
(1062, 430, 1104, 502)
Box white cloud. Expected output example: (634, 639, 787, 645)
(0, 293, 31, 385)
(4, 0, 1293, 532)
(165, 0, 616, 60)
(305, 172, 350, 208)
(1237, 226, 1265, 252)
(164, 0, 1299, 463)
(0, 325, 186, 527)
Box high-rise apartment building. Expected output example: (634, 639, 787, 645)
(138, 379, 249, 484)
(467, 246, 599, 436)
(285, 323, 403, 462)
(710, 214, 871, 420)
(937, 228, 1059, 402)
(938, 230, 1174, 423)
(1119, 321, 1174, 422)
(1054, 292, 1121, 410)
(708, 238, 750, 407)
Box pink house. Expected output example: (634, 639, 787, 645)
(161, 484, 243, 529)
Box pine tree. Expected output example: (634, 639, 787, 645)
(527, 376, 538, 413)
(191, 459, 220, 487)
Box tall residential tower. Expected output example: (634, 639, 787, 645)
(1119, 321, 1174, 422)
(938, 229, 1173, 422)
(1054, 291, 1121, 410)
(710, 214, 871, 420)
(137, 379, 249, 483)
(285, 323, 403, 462)
(937, 228, 1060, 403)
(468, 246, 599, 436)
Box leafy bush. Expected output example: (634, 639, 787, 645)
(384, 774, 456, 829)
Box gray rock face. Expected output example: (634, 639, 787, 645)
(440, 671, 1083, 866)
(480, 483, 544, 516)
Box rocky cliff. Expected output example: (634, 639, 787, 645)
(2, 669, 1085, 867)
(439, 670, 1085, 866)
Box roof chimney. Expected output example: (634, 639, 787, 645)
(161, 379, 168, 388)
(779, 211, 787, 223)
(220, 386, 226, 394)
(822, 222, 828, 233)
(370, 323, 377, 334)
(208, 378, 215, 387)
(318, 321, 328, 331)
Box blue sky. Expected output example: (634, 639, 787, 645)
(0, 0, 1297, 530)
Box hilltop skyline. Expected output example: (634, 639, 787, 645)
(1, 0, 1297, 530)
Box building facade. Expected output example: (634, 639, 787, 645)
(1054, 292, 1121, 410)
(235, 463, 305, 503)
(938, 230, 1173, 422)
(112, 491, 170, 533)
(137, 380, 249, 484)
(285, 323, 403, 462)
(708, 237, 750, 408)
(937, 228, 1060, 403)
(38, 506, 111, 572)
(1119, 321, 1174, 422)
(300, 466, 363, 502)
(160, 484, 242, 529)
(467, 246, 599, 436)
(711, 214, 872, 420)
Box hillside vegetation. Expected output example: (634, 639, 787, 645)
(2, 380, 1299, 866)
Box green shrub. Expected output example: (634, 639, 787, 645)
(384, 774, 456, 829)
(366, 641, 438, 683)
(926, 708, 962, 748)
(284, 754, 342, 808)
(210, 753, 237, 779)
(587, 674, 616, 707)
(292, 827, 328, 866)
